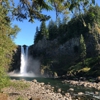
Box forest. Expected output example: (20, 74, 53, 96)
(0, 0, 99, 90)
(33, 5, 100, 78)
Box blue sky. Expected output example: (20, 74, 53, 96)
(13, 0, 100, 46)
(13, 10, 56, 46)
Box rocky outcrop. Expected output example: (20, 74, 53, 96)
(31, 37, 80, 61)
(31, 33, 100, 59)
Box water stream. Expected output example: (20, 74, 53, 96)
(20, 46, 28, 74)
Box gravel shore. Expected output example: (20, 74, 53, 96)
(2, 79, 100, 100)
(2, 79, 72, 100)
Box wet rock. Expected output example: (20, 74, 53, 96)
(39, 82, 44, 86)
(94, 91, 99, 95)
(57, 88, 61, 93)
(69, 88, 74, 91)
(32, 79, 37, 83)
(96, 76, 100, 82)
(78, 92, 84, 95)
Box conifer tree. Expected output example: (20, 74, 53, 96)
(34, 21, 49, 43)
(0, 1, 20, 90)
(1, 0, 95, 22)
(48, 20, 58, 40)
(79, 34, 86, 61)
(40, 21, 49, 39)
(34, 26, 40, 43)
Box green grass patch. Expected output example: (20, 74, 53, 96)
(10, 80, 30, 90)
(80, 67, 90, 72)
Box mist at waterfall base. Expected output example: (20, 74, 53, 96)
(8, 46, 40, 77)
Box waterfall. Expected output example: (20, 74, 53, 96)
(8, 45, 40, 77)
(20, 46, 28, 74)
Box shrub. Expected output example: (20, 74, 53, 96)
(0, 67, 10, 91)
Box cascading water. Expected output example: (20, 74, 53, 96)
(8, 45, 40, 77)
(20, 46, 28, 74)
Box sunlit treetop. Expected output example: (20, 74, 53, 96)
(1, 0, 96, 22)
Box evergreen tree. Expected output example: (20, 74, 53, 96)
(34, 21, 49, 43)
(0, 1, 20, 90)
(56, 17, 62, 28)
(12, 0, 52, 22)
(48, 0, 95, 19)
(48, 19, 58, 40)
(79, 34, 86, 61)
(62, 16, 69, 25)
(40, 21, 49, 39)
(34, 26, 40, 43)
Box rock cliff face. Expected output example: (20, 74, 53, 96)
(29, 31, 100, 77)
(31, 37, 80, 58)
(31, 32, 100, 59)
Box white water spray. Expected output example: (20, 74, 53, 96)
(20, 46, 28, 74)
(8, 45, 40, 77)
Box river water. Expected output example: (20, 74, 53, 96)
(10, 76, 100, 100)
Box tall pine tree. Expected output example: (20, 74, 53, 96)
(79, 34, 86, 62)
(0, 1, 20, 90)
(40, 21, 49, 39)
(48, 19, 58, 40)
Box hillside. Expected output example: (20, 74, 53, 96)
(30, 5, 100, 79)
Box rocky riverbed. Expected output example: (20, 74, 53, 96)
(62, 80, 100, 100)
(62, 80, 100, 90)
(2, 79, 72, 100)
(1, 79, 100, 100)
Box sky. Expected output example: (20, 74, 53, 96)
(13, 10, 56, 46)
(13, 0, 100, 46)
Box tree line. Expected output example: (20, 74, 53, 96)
(33, 5, 100, 76)
(0, 0, 97, 90)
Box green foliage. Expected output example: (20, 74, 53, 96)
(81, 67, 90, 72)
(79, 34, 86, 61)
(10, 80, 29, 90)
(67, 56, 100, 77)
(48, 0, 95, 19)
(40, 21, 49, 38)
(85, 5, 100, 26)
(34, 3, 100, 44)
(0, 0, 95, 22)
(0, 1, 20, 90)
(34, 26, 42, 43)
(0, 3, 20, 69)
(48, 0, 69, 19)
(12, 0, 52, 22)
(0, 67, 10, 91)
(33, 5, 100, 77)
(34, 21, 49, 43)
(48, 19, 58, 40)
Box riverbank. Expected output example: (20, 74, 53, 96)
(2, 79, 72, 100)
(1, 78, 100, 100)
(62, 80, 100, 90)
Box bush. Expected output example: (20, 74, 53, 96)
(0, 67, 10, 91)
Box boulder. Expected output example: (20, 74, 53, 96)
(96, 76, 100, 82)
